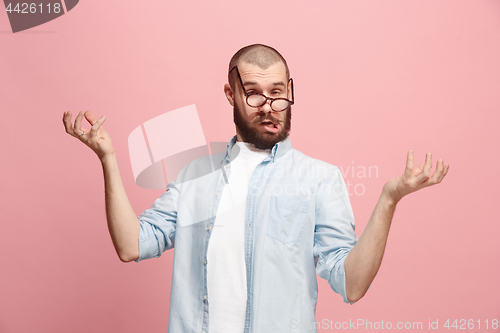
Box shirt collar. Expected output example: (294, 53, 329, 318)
(223, 134, 292, 164)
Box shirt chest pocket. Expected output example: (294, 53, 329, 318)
(267, 196, 309, 244)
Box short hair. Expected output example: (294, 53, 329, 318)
(228, 44, 290, 89)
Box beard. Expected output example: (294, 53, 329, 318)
(233, 104, 292, 150)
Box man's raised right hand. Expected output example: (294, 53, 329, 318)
(62, 111, 114, 161)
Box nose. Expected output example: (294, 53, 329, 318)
(259, 98, 273, 113)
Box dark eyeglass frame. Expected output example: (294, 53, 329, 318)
(229, 65, 294, 112)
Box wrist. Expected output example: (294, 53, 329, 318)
(100, 151, 116, 165)
(381, 180, 402, 207)
(381, 190, 399, 207)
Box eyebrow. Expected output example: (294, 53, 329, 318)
(243, 81, 286, 88)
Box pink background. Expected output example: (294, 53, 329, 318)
(1, 1, 499, 332)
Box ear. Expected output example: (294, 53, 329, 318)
(287, 79, 293, 101)
(224, 83, 235, 106)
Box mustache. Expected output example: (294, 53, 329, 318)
(258, 115, 280, 124)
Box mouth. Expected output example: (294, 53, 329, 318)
(259, 120, 279, 133)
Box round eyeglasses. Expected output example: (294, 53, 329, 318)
(245, 93, 291, 112)
(229, 65, 294, 112)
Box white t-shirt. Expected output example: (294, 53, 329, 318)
(207, 141, 271, 333)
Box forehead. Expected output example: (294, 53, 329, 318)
(237, 61, 288, 86)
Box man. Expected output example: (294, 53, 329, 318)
(62, 44, 449, 333)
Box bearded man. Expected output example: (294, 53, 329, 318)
(63, 44, 449, 333)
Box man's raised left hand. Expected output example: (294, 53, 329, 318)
(382, 150, 450, 204)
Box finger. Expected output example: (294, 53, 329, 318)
(74, 111, 85, 135)
(404, 150, 414, 177)
(414, 163, 424, 176)
(438, 163, 450, 182)
(90, 115, 106, 136)
(63, 111, 74, 135)
(430, 159, 444, 183)
(84, 111, 98, 126)
(419, 152, 432, 181)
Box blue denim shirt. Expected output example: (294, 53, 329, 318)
(135, 135, 358, 333)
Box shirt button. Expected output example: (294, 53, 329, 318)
(215, 192, 220, 197)
(204, 260, 207, 265)
(207, 225, 211, 231)
(203, 295, 207, 303)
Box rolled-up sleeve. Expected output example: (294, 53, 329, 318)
(313, 166, 358, 304)
(134, 182, 179, 263)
